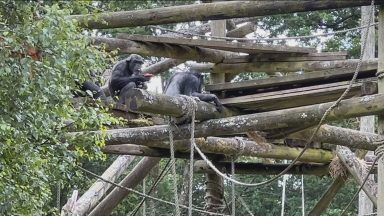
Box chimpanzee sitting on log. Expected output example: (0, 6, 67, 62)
(109, 54, 153, 104)
(164, 70, 223, 112)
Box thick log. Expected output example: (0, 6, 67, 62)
(194, 161, 329, 176)
(102, 143, 222, 160)
(124, 88, 238, 120)
(226, 22, 257, 38)
(336, 146, 377, 207)
(102, 136, 334, 163)
(70, 1, 384, 29)
(212, 59, 378, 73)
(90, 94, 384, 145)
(92, 37, 236, 63)
(71, 156, 135, 215)
(88, 157, 161, 216)
(290, 124, 384, 151)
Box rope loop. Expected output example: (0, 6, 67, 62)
(375, 144, 384, 157)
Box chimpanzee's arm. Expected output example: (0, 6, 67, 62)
(191, 92, 224, 112)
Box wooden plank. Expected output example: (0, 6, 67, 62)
(206, 60, 378, 92)
(221, 80, 375, 112)
(212, 58, 378, 73)
(117, 34, 316, 54)
(223, 52, 348, 63)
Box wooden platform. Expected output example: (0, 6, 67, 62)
(117, 34, 317, 55)
(220, 79, 376, 112)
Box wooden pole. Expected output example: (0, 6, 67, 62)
(206, 19, 226, 214)
(358, 5, 376, 215)
(67, 156, 135, 215)
(377, 6, 384, 216)
(69, 1, 384, 29)
(123, 88, 238, 121)
(88, 157, 161, 216)
(86, 94, 384, 145)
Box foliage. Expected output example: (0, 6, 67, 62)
(0, 1, 116, 214)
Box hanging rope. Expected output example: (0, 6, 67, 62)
(231, 158, 235, 216)
(168, 118, 181, 216)
(142, 178, 146, 216)
(280, 160, 288, 216)
(187, 96, 198, 216)
(301, 175, 305, 216)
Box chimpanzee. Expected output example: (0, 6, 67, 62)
(75, 80, 106, 100)
(109, 54, 152, 104)
(164, 70, 224, 112)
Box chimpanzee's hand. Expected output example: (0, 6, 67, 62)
(134, 75, 151, 82)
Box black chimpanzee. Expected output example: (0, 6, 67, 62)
(109, 54, 152, 104)
(73, 72, 106, 101)
(164, 70, 224, 112)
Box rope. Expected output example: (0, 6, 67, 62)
(77, 166, 230, 216)
(280, 160, 288, 216)
(231, 159, 235, 216)
(238, 196, 255, 216)
(340, 154, 382, 216)
(148, 22, 378, 42)
(142, 178, 146, 216)
(187, 97, 198, 216)
(301, 175, 305, 216)
(168, 118, 181, 216)
(187, 0, 376, 187)
(129, 159, 172, 216)
(56, 182, 61, 212)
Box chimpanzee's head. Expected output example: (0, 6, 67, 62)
(126, 54, 144, 76)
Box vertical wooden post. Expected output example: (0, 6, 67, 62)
(210, 20, 226, 84)
(377, 6, 384, 216)
(205, 19, 226, 214)
(358, 5, 375, 216)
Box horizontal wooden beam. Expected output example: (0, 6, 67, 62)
(194, 161, 329, 176)
(290, 124, 384, 151)
(212, 58, 378, 73)
(117, 34, 316, 54)
(220, 80, 372, 112)
(70, 1, 384, 29)
(206, 60, 377, 92)
(103, 136, 334, 163)
(74, 94, 384, 145)
(124, 88, 239, 121)
(92, 37, 238, 63)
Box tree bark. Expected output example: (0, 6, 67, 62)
(88, 157, 161, 216)
(195, 161, 329, 176)
(69, 156, 135, 215)
(81, 94, 384, 145)
(336, 146, 377, 207)
(70, 1, 384, 29)
(102, 136, 334, 163)
(290, 124, 384, 151)
(124, 88, 238, 121)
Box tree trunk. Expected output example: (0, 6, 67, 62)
(88, 157, 161, 216)
(70, 1, 384, 29)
